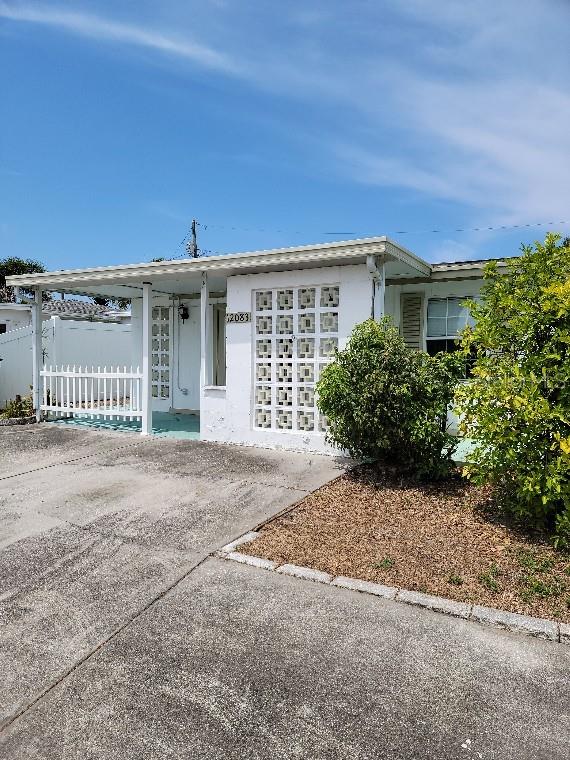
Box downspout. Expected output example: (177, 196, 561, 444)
(366, 254, 387, 321)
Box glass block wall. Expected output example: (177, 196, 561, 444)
(253, 285, 339, 433)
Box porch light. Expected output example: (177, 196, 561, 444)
(178, 304, 189, 323)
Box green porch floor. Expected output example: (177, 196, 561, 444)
(49, 411, 200, 440)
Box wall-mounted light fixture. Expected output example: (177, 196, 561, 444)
(178, 304, 189, 323)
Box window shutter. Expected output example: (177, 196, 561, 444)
(401, 294, 423, 350)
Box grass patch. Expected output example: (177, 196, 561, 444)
(372, 557, 395, 571)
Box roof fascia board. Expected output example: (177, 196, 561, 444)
(7, 236, 432, 289)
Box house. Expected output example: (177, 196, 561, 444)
(0, 301, 131, 406)
(0, 299, 129, 334)
(6, 236, 498, 452)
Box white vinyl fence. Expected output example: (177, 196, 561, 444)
(41, 366, 143, 419)
(0, 317, 132, 408)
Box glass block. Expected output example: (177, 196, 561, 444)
(276, 409, 293, 429)
(276, 338, 293, 358)
(297, 410, 315, 431)
(320, 285, 339, 308)
(152, 338, 159, 351)
(161, 370, 170, 383)
(319, 337, 338, 357)
(320, 312, 338, 333)
(255, 386, 272, 406)
(297, 363, 315, 382)
(256, 315, 272, 334)
(256, 363, 272, 382)
(277, 386, 293, 407)
(298, 313, 315, 334)
(160, 324, 169, 336)
(255, 409, 272, 428)
(298, 287, 316, 309)
(297, 387, 315, 407)
(276, 289, 294, 310)
(160, 386, 169, 398)
(160, 307, 169, 320)
(256, 290, 273, 311)
(152, 324, 159, 337)
(256, 339, 272, 359)
(152, 307, 160, 320)
(161, 339, 170, 352)
(297, 337, 315, 358)
(277, 314, 294, 334)
(276, 362, 293, 382)
(152, 385, 159, 397)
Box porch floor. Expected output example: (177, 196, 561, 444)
(48, 411, 200, 440)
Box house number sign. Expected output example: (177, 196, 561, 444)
(225, 311, 251, 323)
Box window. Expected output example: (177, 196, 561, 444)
(0, 324, 6, 334)
(426, 297, 475, 356)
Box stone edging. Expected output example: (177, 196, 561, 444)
(0, 415, 36, 427)
(216, 532, 569, 646)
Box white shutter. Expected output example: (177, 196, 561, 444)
(401, 294, 423, 350)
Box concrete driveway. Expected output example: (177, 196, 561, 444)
(1, 425, 568, 758)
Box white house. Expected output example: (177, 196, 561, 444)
(6, 236, 497, 452)
(0, 299, 129, 333)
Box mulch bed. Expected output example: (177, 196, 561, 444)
(241, 466, 570, 623)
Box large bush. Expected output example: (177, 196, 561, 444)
(317, 318, 463, 479)
(455, 233, 570, 546)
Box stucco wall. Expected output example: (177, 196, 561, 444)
(201, 263, 372, 453)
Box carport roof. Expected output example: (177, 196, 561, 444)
(8, 236, 432, 299)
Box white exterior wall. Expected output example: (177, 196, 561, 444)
(0, 317, 132, 407)
(0, 306, 32, 333)
(201, 264, 372, 453)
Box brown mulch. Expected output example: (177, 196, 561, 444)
(241, 466, 570, 623)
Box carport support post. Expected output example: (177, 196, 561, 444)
(32, 286, 43, 422)
(200, 272, 209, 390)
(141, 282, 153, 435)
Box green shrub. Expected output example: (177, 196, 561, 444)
(455, 233, 570, 547)
(1, 394, 33, 419)
(316, 318, 463, 479)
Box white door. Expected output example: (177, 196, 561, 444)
(151, 304, 172, 412)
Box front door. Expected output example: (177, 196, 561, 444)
(151, 303, 172, 412)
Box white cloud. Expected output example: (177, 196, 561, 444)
(2, 1, 569, 226)
(0, 2, 239, 74)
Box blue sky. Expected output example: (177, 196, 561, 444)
(1, 0, 569, 271)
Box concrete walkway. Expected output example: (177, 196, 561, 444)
(0, 426, 568, 758)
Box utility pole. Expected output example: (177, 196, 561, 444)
(186, 219, 199, 258)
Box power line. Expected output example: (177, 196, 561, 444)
(198, 218, 570, 238)
(152, 216, 570, 262)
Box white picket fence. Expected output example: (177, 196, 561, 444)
(40, 365, 143, 419)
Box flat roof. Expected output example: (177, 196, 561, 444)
(6, 236, 430, 298)
(6, 235, 511, 298)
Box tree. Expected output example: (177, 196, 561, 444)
(0, 256, 46, 301)
(316, 318, 464, 479)
(91, 295, 131, 311)
(455, 233, 570, 545)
